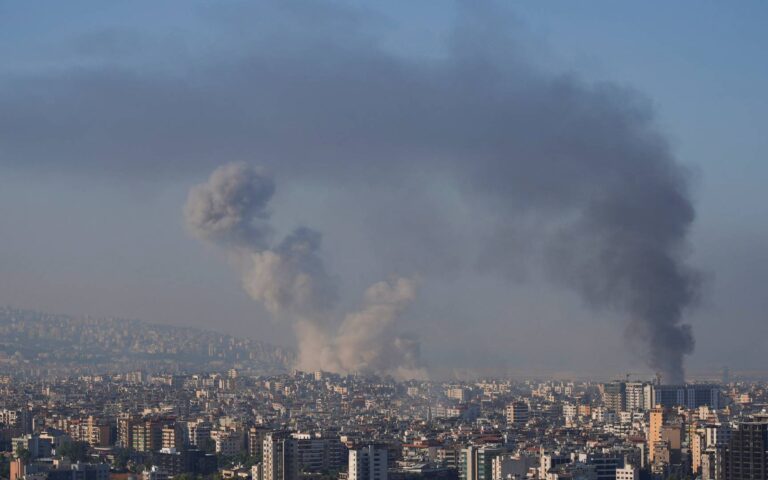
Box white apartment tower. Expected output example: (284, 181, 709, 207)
(349, 445, 388, 480)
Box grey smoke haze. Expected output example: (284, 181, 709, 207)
(184, 162, 275, 249)
(0, 2, 704, 380)
(185, 163, 424, 378)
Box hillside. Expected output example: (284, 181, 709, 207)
(0, 307, 293, 376)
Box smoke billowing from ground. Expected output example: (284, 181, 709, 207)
(1, 2, 700, 380)
(185, 163, 426, 379)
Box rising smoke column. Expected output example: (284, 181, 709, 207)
(184, 163, 337, 318)
(184, 163, 426, 379)
(334, 277, 426, 379)
(5, 2, 704, 380)
(293, 277, 427, 380)
(547, 172, 697, 384)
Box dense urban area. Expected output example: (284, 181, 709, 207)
(2, 310, 767, 480)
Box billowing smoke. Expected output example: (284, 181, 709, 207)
(294, 277, 428, 380)
(548, 177, 697, 383)
(242, 227, 338, 317)
(185, 163, 425, 379)
(2, 2, 700, 380)
(184, 162, 274, 249)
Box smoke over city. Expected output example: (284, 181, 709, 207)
(0, 2, 701, 380)
(185, 163, 426, 379)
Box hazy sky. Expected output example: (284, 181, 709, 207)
(1, 1, 766, 378)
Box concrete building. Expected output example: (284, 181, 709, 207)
(248, 426, 268, 458)
(505, 402, 529, 426)
(648, 406, 664, 463)
(582, 453, 624, 480)
(349, 445, 388, 480)
(539, 451, 570, 480)
(291, 432, 344, 473)
(491, 454, 534, 480)
(614, 464, 637, 480)
(263, 432, 296, 480)
(602, 382, 626, 414)
(724, 417, 768, 480)
(652, 384, 720, 409)
(624, 383, 648, 412)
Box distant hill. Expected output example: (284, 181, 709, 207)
(0, 306, 294, 376)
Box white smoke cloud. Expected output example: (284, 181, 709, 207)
(242, 227, 338, 317)
(294, 277, 427, 380)
(185, 163, 426, 379)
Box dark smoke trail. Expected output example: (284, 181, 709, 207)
(0, 1, 701, 379)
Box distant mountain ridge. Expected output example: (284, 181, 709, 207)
(0, 306, 294, 376)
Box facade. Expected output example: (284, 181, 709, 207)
(349, 445, 388, 480)
(460, 446, 505, 480)
(624, 383, 647, 412)
(447, 388, 469, 403)
(648, 406, 664, 463)
(724, 418, 768, 480)
(291, 432, 344, 473)
(131, 419, 164, 453)
(700, 449, 721, 480)
(538, 451, 570, 480)
(161, 425, 182, 451)
(505, 403, 529, 426)
(152, 448, 217, 477)
(214, 429, 244, 457)
(652, 384, 720, 409)
(248, 426, 268, 458)
(603, 382, 626, 414)
(491, 454, 533, 480)
(188, 420, 212, 449)
(584, 453, 623, 480)
(263, 431, 296, 480)
(614, 464, 637, 480)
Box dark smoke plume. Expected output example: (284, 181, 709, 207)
(1, 2, 699, 380)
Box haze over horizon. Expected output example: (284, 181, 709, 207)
(1, 1, 767, 379)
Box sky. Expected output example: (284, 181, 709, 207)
(1, 0, 766, 379)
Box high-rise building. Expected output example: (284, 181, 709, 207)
(602, 381, 652, 413)
(162, 424, 183, 451)
(349, 445, 388, 480)
(603, 381, 626, 414)
(213, 429, 244, 457)
(625, 382, 647, 411)
(86, 416, 112, 448)
(248, 426, 268, 458)
(291, 433, 344, 473)
(692, 430, 705, 475)
(505, 402, 529, 425)
(584, 453, 624, 480)
(491, 454, 534, 480)
(700, 449, 721, 480)
(648, 406, 664, 463)
(446, 388, 469, 403)
(187, 420, 212, 450)
(652, 384, 721, 409)
(460, 445, 505, 480)
(131, 419, 164, 453)
(724, 417, 768, 480)
(538, 450, 570, 479)
(263, 431, 296, 480)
